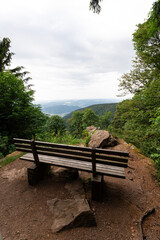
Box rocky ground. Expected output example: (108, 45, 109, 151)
(0, 140, 160, 240)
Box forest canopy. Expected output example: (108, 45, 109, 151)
(112, 0, 160, 180)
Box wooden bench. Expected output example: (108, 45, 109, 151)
(13, 138, 129, 201)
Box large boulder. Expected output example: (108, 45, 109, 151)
(88, 130, 110, 148)
(88, 130, 118, 148)
(47, 198, 96, 232)
(47, 179, 96, 232)
(86, 126, 99, 135)
(106, 134, 119, 147)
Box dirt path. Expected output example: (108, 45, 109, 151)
(0, 141, 160, 240)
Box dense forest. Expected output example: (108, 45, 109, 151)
(112, 0, 160, 180)
(0, 0, 160, 180)
(64, 103, 117, 121)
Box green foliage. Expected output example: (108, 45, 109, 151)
(0, 71, 47, 155)
(85, 130, 96, 147)
(85, 135, 91, 147)
(119, 0, 160, 96)
(68, 111, 84, 137)
(45, 115, 66, 136)
(89, 0, 102, 14)
(113, 0, 160, 180)
(64, 103, 117, 122)
(37, 131, 85, 146)
(0, 135, 8, 158)
(0, 37, 13, 72)
(0, 152, 25, 168)
(113, 77, 160, 155)
(99, 111, 112, 129)
(68, 109, 100, 137)
(151, 147, 160, 182)
(0, 37, 31, 82)
(82, 108, 99, 128)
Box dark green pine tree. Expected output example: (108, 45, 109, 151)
(89, 0, 102, 14)
(0, 37, 31, 82)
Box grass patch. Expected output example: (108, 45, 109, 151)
(0, 152, 25, 168)
(38, 132, 86, 146)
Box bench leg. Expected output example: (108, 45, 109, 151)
(91, 175, 104, 202)
(27, 164, 50, 186)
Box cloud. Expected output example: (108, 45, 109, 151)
(0, 0, 155, 101)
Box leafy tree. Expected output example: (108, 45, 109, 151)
(68, 109, 99, 137)
(0, 135, 8, 158)
(46, 115, 66, 136)
(99, 111, 112, 129)
(89, 0, 102, 14)
(0, 38, 31, 82)
(68, 111, 84, 137)
(113, 76, 160, 154)
(0, 71, 46, 155)
(112, 1, 160, 181)
(82, 108, 99, 129)
(118, 0, 160, 96)
(26, 106, 48, 139)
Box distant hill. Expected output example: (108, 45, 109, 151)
(39, 99, 120, 116)
(63, 103, 118, 121)
(42, 105, 80, 116)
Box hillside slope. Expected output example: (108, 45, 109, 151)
(64, 103, 117, 121)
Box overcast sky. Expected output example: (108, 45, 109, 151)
(0, 0, 155, 102)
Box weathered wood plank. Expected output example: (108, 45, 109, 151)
(20, 153, 126, 172)
(36, 146, 91, 158)
(30, 140, 40, 166)
(15, 143, 31, 149)
(94, 148, 129, 157)
(14, 138, 129, 157)
(92, 148, 96, 177)
(35, 140, 92, 152)
(36, 150, 92, 162)
(20, 153, 125, 178)
(96, 153, 128, 163)
(13, 138, 31, 144)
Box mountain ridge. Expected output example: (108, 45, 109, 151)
(63, 102, 118, 121)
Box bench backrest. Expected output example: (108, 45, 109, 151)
(14, 138, 129, 177)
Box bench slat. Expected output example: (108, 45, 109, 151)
(15, 144, 31, 149)
(35, 140, 92, 152)
(15, 144, 128, 165)
(36, 146, 92, 158)
(20, 153, 125, 179)
(14, 138, 129, 158)
(36, 151, 127, 168)
(13, 138, 31, 143)
(95, 154, 128, 163)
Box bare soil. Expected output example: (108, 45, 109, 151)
(0, 140, 160, 240)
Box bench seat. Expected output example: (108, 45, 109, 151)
(21, 152, 126, 178)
